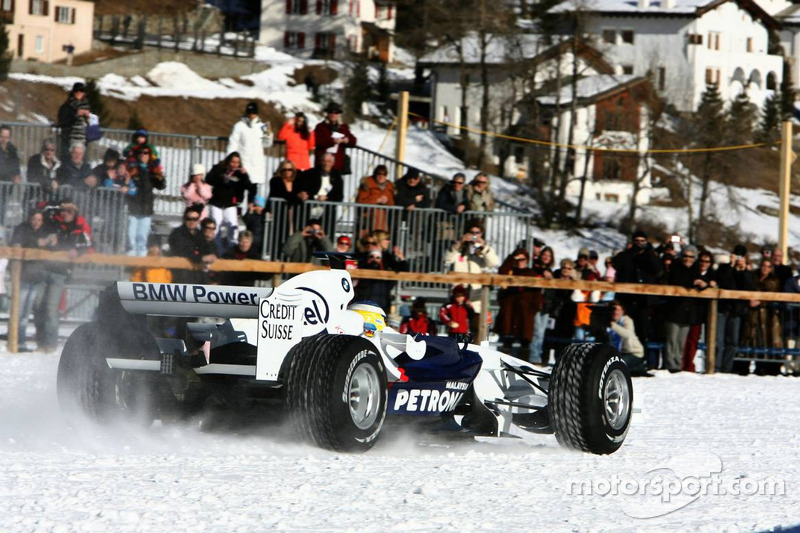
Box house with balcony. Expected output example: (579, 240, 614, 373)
(1, 0, 94, 63)
(549, 0, 784, 112)
(259, 0, 396, 61)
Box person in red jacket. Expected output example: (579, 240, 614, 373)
(400, 297, 438, 336)
(278, 112, 315, 171)
(314, 102, 357, 174)
(439, 285, 476, 341)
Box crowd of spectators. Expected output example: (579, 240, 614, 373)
(3, 92, 799, 380)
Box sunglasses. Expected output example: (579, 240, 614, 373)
(475, 180, 488, 184)
(469, 231, 482, 235)
(453, 181, 464, 185)
(281, 168, 293, 172)
(186, 217, 200, 222)
(514, 257, 527, 261)
(699, 258, 711, 263)
(365, 241, 377, 245)
(683, 255, 696, 259)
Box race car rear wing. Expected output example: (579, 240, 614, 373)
(117, 282, 274, 318)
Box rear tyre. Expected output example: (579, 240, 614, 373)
(549, 343, 632, 454)
(285, 334, 387, 452)
(57, 322, 156, 424)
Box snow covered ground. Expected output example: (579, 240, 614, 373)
(0, 346, 797, 532)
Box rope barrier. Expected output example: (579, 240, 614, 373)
(408, 111, 779, 155)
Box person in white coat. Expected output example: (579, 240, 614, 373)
(227, 101, 271, 197)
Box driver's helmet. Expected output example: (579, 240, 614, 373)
(349, 301, 387, 337)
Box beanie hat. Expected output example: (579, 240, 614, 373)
(682, 245, 698, 257)
(452, 285, 468, 297)
(733, 244, 747, 257)
(71, 82, 86, 93)
(245, 101, 259, 115)
(632, 230, 648, 240)
(191, 163, 206, 176)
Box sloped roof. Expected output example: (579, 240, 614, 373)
(418, 33, 614, 73)
(550, 0, 778, 29)
(537, 74, 645, 105)
(776, 3, 800, 24)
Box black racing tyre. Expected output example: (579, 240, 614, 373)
(57, 322, 156, 424)
(285, 334, 387, 452)
(549, 343, 632, 455)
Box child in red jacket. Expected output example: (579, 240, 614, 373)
(400, 297, 438, 336)
(439, 285, 476, 340)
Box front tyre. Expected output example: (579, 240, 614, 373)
(285, 334, 387, 452)
(549, 343, 632, 454)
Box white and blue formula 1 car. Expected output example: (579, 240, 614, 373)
(56, 263, 633, 454)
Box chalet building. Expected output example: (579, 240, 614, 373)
(550, 0, 784, 112)
(1, 0, 94, 63)
(259, 0, 396, 61)
(531, 75, 653, 204)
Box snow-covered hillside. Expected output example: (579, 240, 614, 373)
(0, 349, 796, 531)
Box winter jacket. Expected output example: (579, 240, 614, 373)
(56, 159, 93, 189)
(444, 241, 500, 306)
(278, 121, 315, 171)
(10, 221, 47, 283)
(206, 163, 257, 209)
(267, 176, 301, 206)
(608, 315, 644, 358)
(439, 300, 476, 335)
(282, 231, 333, 264)
(26, 153, 60, 191)
(228, 116, 269, 186)
(181, 181, 213, 217)
(435, 182, 470, 214)
(399, 315, 438, 336)
(0, 142, 21, 182)
(664, 262, 698, 325)
(356, 176, 395, 206)
(296, 167, 344, 202)
(466, 183, 496, 212)
(716, 264, 756, 316)
(394, 176, 431, 209)
(57, 95, 89, 149)
(313, 120, 357, 172)
(127, 161, 166, 216)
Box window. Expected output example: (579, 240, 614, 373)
(621, 30, 634, 44)
(707, 31, 720, 50)
(705, 68, 720, 85)
(622, 65, 634, 75)
(687, 33, 703, 45)
(658, 67, 665, 91)
(284, 31, 306, 49)
(34, 35, 43, 53)
(286, 0, 308, 14)
(602, 158, 622, 181)
(602, 29, 616, 44)
(29, 0, 47, 16)
(1, 0, 12, 11)
(746, 37, 753, 52)
(317, 0, 338, 15)
(55, 5, 74, 24)
(315, 32, 336, 51)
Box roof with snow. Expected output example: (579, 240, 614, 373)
(550, 0, 778, 29)
(776, 3, 800, 24)
(418, 34, 614, 74)
(536, 74, 645, 105)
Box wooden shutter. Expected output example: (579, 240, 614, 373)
(330, 33, 336, 49)
(285, 0, 291, 13)
(54, 4, 57, 20)
(41, 0, 46, 16)
(316, 0, 321, 14)
(284, 31, 290, 48)
(70, 6, 74, 23)
(331, 0, 337, 14)
(28, 0, 32, 15)
(298, 32, 305, 48)
(300, 0, 307, 14)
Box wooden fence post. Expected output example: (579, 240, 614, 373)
(478, 285, 490, 344)
(706, 298, 718, 374)
(7, 259, 21, 353)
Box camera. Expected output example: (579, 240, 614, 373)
(670, 235, 680, 243)
(309, 229, 318, 235)
(471, 235, 478, 242)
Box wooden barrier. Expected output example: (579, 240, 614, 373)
(2, 246, 798, 374)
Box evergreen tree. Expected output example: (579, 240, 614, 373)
(127, 110, 144, 131)
(85, 79, 111, 126)
(0, 21, 11, 82)
(759, 91, 782, 144)
(376, 62, 390, 108)
(727, 91, 756, 145)
(689, 83, 726, 241)
(344, 59, 371, 119)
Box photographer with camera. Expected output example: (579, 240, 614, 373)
(444, 220, 499, 335)
(282, 218, 333, 265)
